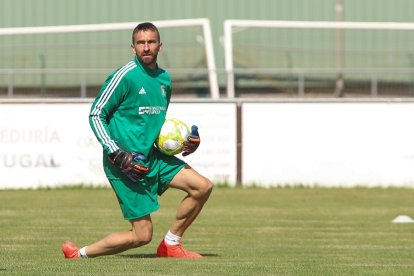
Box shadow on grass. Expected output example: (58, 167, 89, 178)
(119, 253, 219, 259)
(119, 253, 157, 259)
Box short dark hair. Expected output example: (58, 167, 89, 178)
(132, 22, 160, 43)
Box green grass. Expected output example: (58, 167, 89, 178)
(1, 186, 414, 275)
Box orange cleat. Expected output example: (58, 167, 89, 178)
(156, 240, 202, 258)
(62, 240, 80, 259)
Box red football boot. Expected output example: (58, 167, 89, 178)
(62, 240, 80, 259)
(156, 240, 202, 258)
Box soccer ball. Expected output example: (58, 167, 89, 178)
(156, 118, 190, 155)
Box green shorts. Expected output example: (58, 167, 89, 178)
(106, 149, 186, 221)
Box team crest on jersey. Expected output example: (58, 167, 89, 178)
(160, 85, 167, 98)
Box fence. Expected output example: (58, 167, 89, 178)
(2, 67, 414, 98)
(2, 20, 414, 98)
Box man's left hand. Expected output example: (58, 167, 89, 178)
(182, 125, 200, 156)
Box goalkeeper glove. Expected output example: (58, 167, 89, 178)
(182, 125, 200, 156)
(108, 150, 149, 182)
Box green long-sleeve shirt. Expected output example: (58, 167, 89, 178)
(89, 56, 172, 178)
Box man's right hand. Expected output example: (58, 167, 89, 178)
(108, 150, 149, 182)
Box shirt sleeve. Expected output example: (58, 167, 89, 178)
(89, 71, 127, 155)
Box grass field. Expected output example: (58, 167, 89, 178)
(1, 186, 414, 275)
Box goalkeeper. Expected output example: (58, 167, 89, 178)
(62, 22, 212, 259)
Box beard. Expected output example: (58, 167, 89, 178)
(138, 54, 157, 67)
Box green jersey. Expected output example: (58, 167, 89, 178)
(89, 56, 172, 178)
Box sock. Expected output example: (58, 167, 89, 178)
(79, 246, 88, 258)
(164, 230, 182, 246)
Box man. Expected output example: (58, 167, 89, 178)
(62, 22, 213, 259)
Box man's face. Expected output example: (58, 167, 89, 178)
(131, 30, 162, 69)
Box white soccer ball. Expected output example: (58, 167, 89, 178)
(156, 118, 190, 155)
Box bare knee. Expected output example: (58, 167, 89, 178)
(129, 231, 152, 248)
(128, 215, 153, 248)
(192, 177, 213, 200)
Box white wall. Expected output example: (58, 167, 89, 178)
(1, 101, 414, 188)
(0, 102, 236, 188)
(242, 102, 414, 187)
(0, 104, 106, 188)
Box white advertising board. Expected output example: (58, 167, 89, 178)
(0, 103, 236, 189)
(3, 101, 413, 188)
(242, 102, 414, 187)
(0, 104, 106, 188)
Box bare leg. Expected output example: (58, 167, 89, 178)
(168, 165, 213, 237)
(84, 215, 153, 257)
